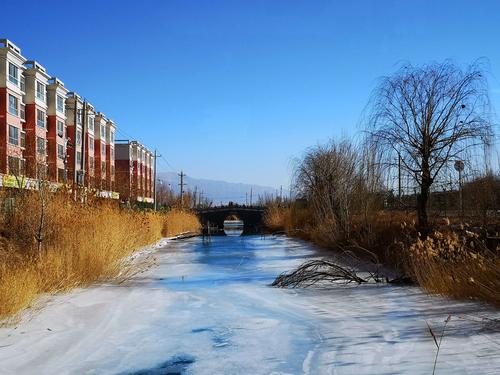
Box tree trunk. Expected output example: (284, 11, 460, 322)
(417, 163, 433, 237)
(417, 184, 429, 236)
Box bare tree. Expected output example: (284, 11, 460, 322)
(367, 61, 493, 233)
(294, 139, 362, 238)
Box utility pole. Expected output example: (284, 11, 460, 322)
(280, 185, 283, 203)
(153, 149, 161, 211)
(250, 187, 253, 206)
(245, 192, 248, 206)
(193, 185, 198, 208)
(179, 170, 186, 208)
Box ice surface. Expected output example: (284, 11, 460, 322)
(0, 236, 499, 374)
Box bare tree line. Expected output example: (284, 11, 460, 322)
(292, 60, 496, 236)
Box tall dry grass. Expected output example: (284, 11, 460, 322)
(0, 192, 200, 321)
(407, 230, 500, 307)
(264, 204, 313, 236)
(162, 209, 201, 237)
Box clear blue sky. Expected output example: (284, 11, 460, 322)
(2, 0, 500, 188)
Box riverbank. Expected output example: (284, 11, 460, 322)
(265, 205, 500, 307)
(0, 193, 200, 322)
(1, 235, 498, 374)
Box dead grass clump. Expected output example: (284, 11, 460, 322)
(0, 193, 200, 321)
(264, 204, 314, 238)
(408, 230, 500, 307)
(162, 209, 201, 237)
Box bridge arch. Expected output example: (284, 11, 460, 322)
(196, 205, 266, 234)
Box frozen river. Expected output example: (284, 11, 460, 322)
(1, 235, 499, 374)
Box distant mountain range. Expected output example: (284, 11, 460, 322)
(157, 172, 283, 205)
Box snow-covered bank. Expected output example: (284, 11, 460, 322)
(0, 236, 499, 374)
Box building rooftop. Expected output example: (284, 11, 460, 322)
(48, 77, 65, 87)
(0, 39, 22, 55)
(24, 60, 48, 75)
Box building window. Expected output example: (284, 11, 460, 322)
(110, 165, 115, 177)
(111, 148, 114, 160)
(101, 143, 106, 155)
(20, 159, 26, 175)
(8, 94, 18, 116)
(20, 131, 26, 148)
(101, 124, 106, 139)
(8, 62, 19, 86)
(76, 151, 82, 168)
(8, 156, 19, 175)
(37, 109, 46, 128)
(88, 117, 94, 132)
(58, 168, 65, 182)
(8, 125, 19, 145)
(37, 137, 46, 155)
(36, 80, 46, 102)
(110, 131, 115, 143)
(76, 130, 82, 146)
(89, 136, 94, 150)
(57, 120, 64, 137)
(90, 157, 94, 170)
(57, 144, 64, 159)
(77, 111, 82, 125)
(57, 95, 65, 112)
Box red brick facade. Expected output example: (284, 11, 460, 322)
(1, 40, 119, 198)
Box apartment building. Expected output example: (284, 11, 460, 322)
(0, 39, 26, 177)
(65, 92, 83, 185)
(46, 77, 68, 182)
(23, 60, 50, 179)
(0, 39, 119, 197)
(94, 112, 107, 189)
(83, 103, 95, 187)
(115, 140, 154, 203)
(105, 119, 116, 191)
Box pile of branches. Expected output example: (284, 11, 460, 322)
(272, 258, 412, 288)
(271, 259, 368, 288)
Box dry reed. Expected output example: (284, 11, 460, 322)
(0, 192, 200, 321)
(408, 230, 500, 307)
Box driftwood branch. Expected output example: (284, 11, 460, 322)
(271, 259, 367, 288)
(272, 258, 413, 288)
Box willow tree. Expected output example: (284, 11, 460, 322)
(368, 61, 492, 233)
